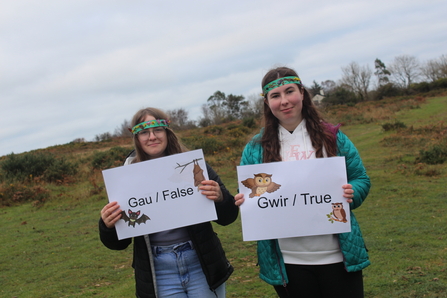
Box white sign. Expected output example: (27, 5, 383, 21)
(237, 157, 350, 241)
(102, 150, 217, 240)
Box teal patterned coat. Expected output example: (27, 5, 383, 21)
(240, 128, 371, 286)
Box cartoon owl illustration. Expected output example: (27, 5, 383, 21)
(193, 160, 205, 190)
(241, 173, 281, 198)
(331, 203, 347, 223)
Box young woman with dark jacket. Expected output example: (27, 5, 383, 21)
(99, 107, 238, 298)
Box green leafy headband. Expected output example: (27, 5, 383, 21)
(261, 76, 301, 97)
(130, 119, 170, 135)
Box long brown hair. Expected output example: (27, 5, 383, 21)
(260, 67, 337, 162)
(130, 107, 186, 163)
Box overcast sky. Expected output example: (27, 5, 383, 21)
(1, 0, 446, 157)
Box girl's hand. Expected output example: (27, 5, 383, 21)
(234, 193, 245, 207)
(200, 180, 223, 202)
(342, 184, 354, 203)
(101, 201, 122, 228)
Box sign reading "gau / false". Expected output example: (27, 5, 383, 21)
(237, 157, 351, 241)
(102, 149, 217, 240)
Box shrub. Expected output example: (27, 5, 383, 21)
(1, 152, 77, 182)
(43, 157, 78, 182)
(198, 118, 212, 128)
(382, 120, 407, 131)
(91, 146, 131, 170)
(94, 132, 112, 142)
(0, 183, 50, 206)
(204, 126, 224, 135)
(430, 78, 447, 90)
(227, 126, 250, 138)
(375, 83, 404, 100)
(410, 82, 430, 93)
(227, 136, 245, 148)
(322, 87, 358, 106)
(2, 152, 52, 181)
(417, 144, 447, 165)
(242, 117, 257, 128)
(182, 135, 225, 155)
(198, 137, 225, 155)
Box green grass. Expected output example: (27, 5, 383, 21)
(1, 95, 447, 297)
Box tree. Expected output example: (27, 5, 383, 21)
(389, 55, 420, 89)
(224, 94, 248, 120)
(341, 62, 372, 101)
(113, 119, 132, 137)
(439, 54, 447, 78)
(420, 54, 447, 82)
(206, 91, 227, 124)
(166, 108, 196, 130)
(321, 80, 337, 95)
(374, 58, 391, 87)
(241, 93, 264, 119)
(95, 132, 112, 142)
(420, 59, 439, 82)
(309, 80, 322, 96)
(205, 90, 248, 124)
(199, 104, 213, 127)
(322, 86, 357, 106)
(375, 82, 403, 100)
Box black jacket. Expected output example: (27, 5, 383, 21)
(99, 163, 238, 298)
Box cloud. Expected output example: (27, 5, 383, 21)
(1, 0, 447, 156)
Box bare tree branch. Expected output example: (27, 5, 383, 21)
(175, 158, 203, 173)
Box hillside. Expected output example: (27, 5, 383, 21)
(1, 93, 446, 297)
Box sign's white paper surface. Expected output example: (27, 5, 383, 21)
(237, 157, 350, 241)
(102, 150, 217, 240)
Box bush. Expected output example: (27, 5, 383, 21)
(242, 117, 257, 128)
(198, 136, 225, 155)
(94, 132, 112, 142)
(182, 135, 225, 155)
(91, 146, 131, 170)
(375, 83, 403, 100)
(410, 82, 430, 93)
(417, 144, 447, 165)
(229, 125, 250, 133)
(43, 157, 78, 182)
(382, 120, 407, 131)
(227, 127, 249, 138)
(0, 183, 50, 206)
(430, 78, 447, 90)
(198, 118, 212, 128)
(2, 152, 52, 181)
(227, 136, 246, 148)
(204, 126, 224, 135)
(1, 152, 78, 182)
(322, 87, 358, 106)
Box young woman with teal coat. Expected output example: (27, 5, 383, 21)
(234, 67, 370, 298)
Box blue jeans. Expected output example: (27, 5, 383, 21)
(152, 241, 226, 298)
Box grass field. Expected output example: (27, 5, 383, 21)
(1, 95, 446, 297)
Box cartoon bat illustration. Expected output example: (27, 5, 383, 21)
(121, 209, 150, 227)
(193, 160, 205, 190)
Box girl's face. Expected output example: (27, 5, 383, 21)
(266, 83, 304, 131)
(137, 115, 168, 159)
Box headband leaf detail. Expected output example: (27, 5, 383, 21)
(261, 76, 301, 97)
(131, 119, 170, 135)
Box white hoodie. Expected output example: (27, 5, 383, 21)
(277, 119, 343, 265)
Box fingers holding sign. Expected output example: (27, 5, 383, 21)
(200, 180, 223, 203)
